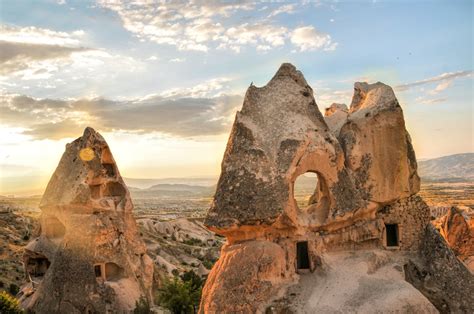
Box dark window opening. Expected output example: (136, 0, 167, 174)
(26, 256, 51, 277)
(102, 164, 115, 177)
(385, 224, 399, 247)
(296, 241, 310, 270)
(103, 182, 125, 197)
(94, 265, 102, 278)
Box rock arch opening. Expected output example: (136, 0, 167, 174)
(293, 172, 330, 222)
(293, 172, 319, 208)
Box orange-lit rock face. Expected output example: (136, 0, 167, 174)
(201, 63, 431, 313)
(434, 207, 474, 270)
(21, 127, 153, 313)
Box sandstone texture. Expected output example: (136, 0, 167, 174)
(20, 127, 153, 313)
(405, 224, 474, 313)
(433, 206, 474, 271)
(338, 82, 420, 204)
(200, 63, 471, 313)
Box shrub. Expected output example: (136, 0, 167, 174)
(8, 284, 19, 296)
(133, 296, 150, 314)
(0, 291, 23, 314)
(156, 274, 202, 314)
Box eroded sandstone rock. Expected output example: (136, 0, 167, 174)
(201, 64, 437, 312)
(405, 224, 474, 313)
(433, 206, 474, 270)
(338, 82, 420, 203)
(20, 127, 153, 313)
(205, 63, 363, 236)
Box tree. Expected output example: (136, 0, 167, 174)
(156, 275, 202, 314)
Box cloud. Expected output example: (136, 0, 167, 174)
(291, 26, 337, 51)
(267, 4, 296, 18)
(98, 1, 335, 53)
(415, 96, 447, 105)
(169, 57, 185, 63)
(0, 25, 92, 77)
(1, 83, 243, 140)
(0, 41, 87, 75)
(0, 25, 84, 46)
(395, 70, 472, 92)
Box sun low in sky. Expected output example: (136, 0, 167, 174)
(0, 0, 472, 194)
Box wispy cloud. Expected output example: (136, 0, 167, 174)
(267, 4, 296, 18)
(395, 70, 472, 92)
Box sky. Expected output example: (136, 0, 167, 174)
(0, 0, 473, 194)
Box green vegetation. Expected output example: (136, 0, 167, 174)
(156, 270, 203, 314)
(133, 296, 150, 314)
(8, 284, 19, 296)
(0, 291, 23, 314)
(182, 238, 204, 246)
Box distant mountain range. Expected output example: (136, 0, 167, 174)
(128, 183, 215, 198)
(1, 153, 472, 197)
(417, 153, 474, 182)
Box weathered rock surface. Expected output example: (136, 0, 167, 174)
(324, 103, 348, 137)
(200, 63, 460, 313)
(433, 206, 474, 271)
(268, 250, 438, 314)
(405, 224, 474, 313)
(206, 63, 362, 235)
(200, 240, 291, 313)
(20, 127, 153, 313)
(338, 82, 420, 204)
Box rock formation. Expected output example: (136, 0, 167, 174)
(405, 224, 474, 313)
(20, 127, 153, 313)
(200, 63, 472, 313)
(433, 206, 474, 271)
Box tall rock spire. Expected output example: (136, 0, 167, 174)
(21, 127, 153, 313)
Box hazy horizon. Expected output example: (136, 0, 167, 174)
(1, 1, 473, 194)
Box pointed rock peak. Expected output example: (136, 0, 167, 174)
(350, 81, 397, 113)
(269, 63, 309, 88)
(325, 103, 348, 117)
(41, 127, 131, 212)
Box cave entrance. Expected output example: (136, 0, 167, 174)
(385, 224, 399, 247)
(26, 255, 51, 277)
(296, 241, 310, 270)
